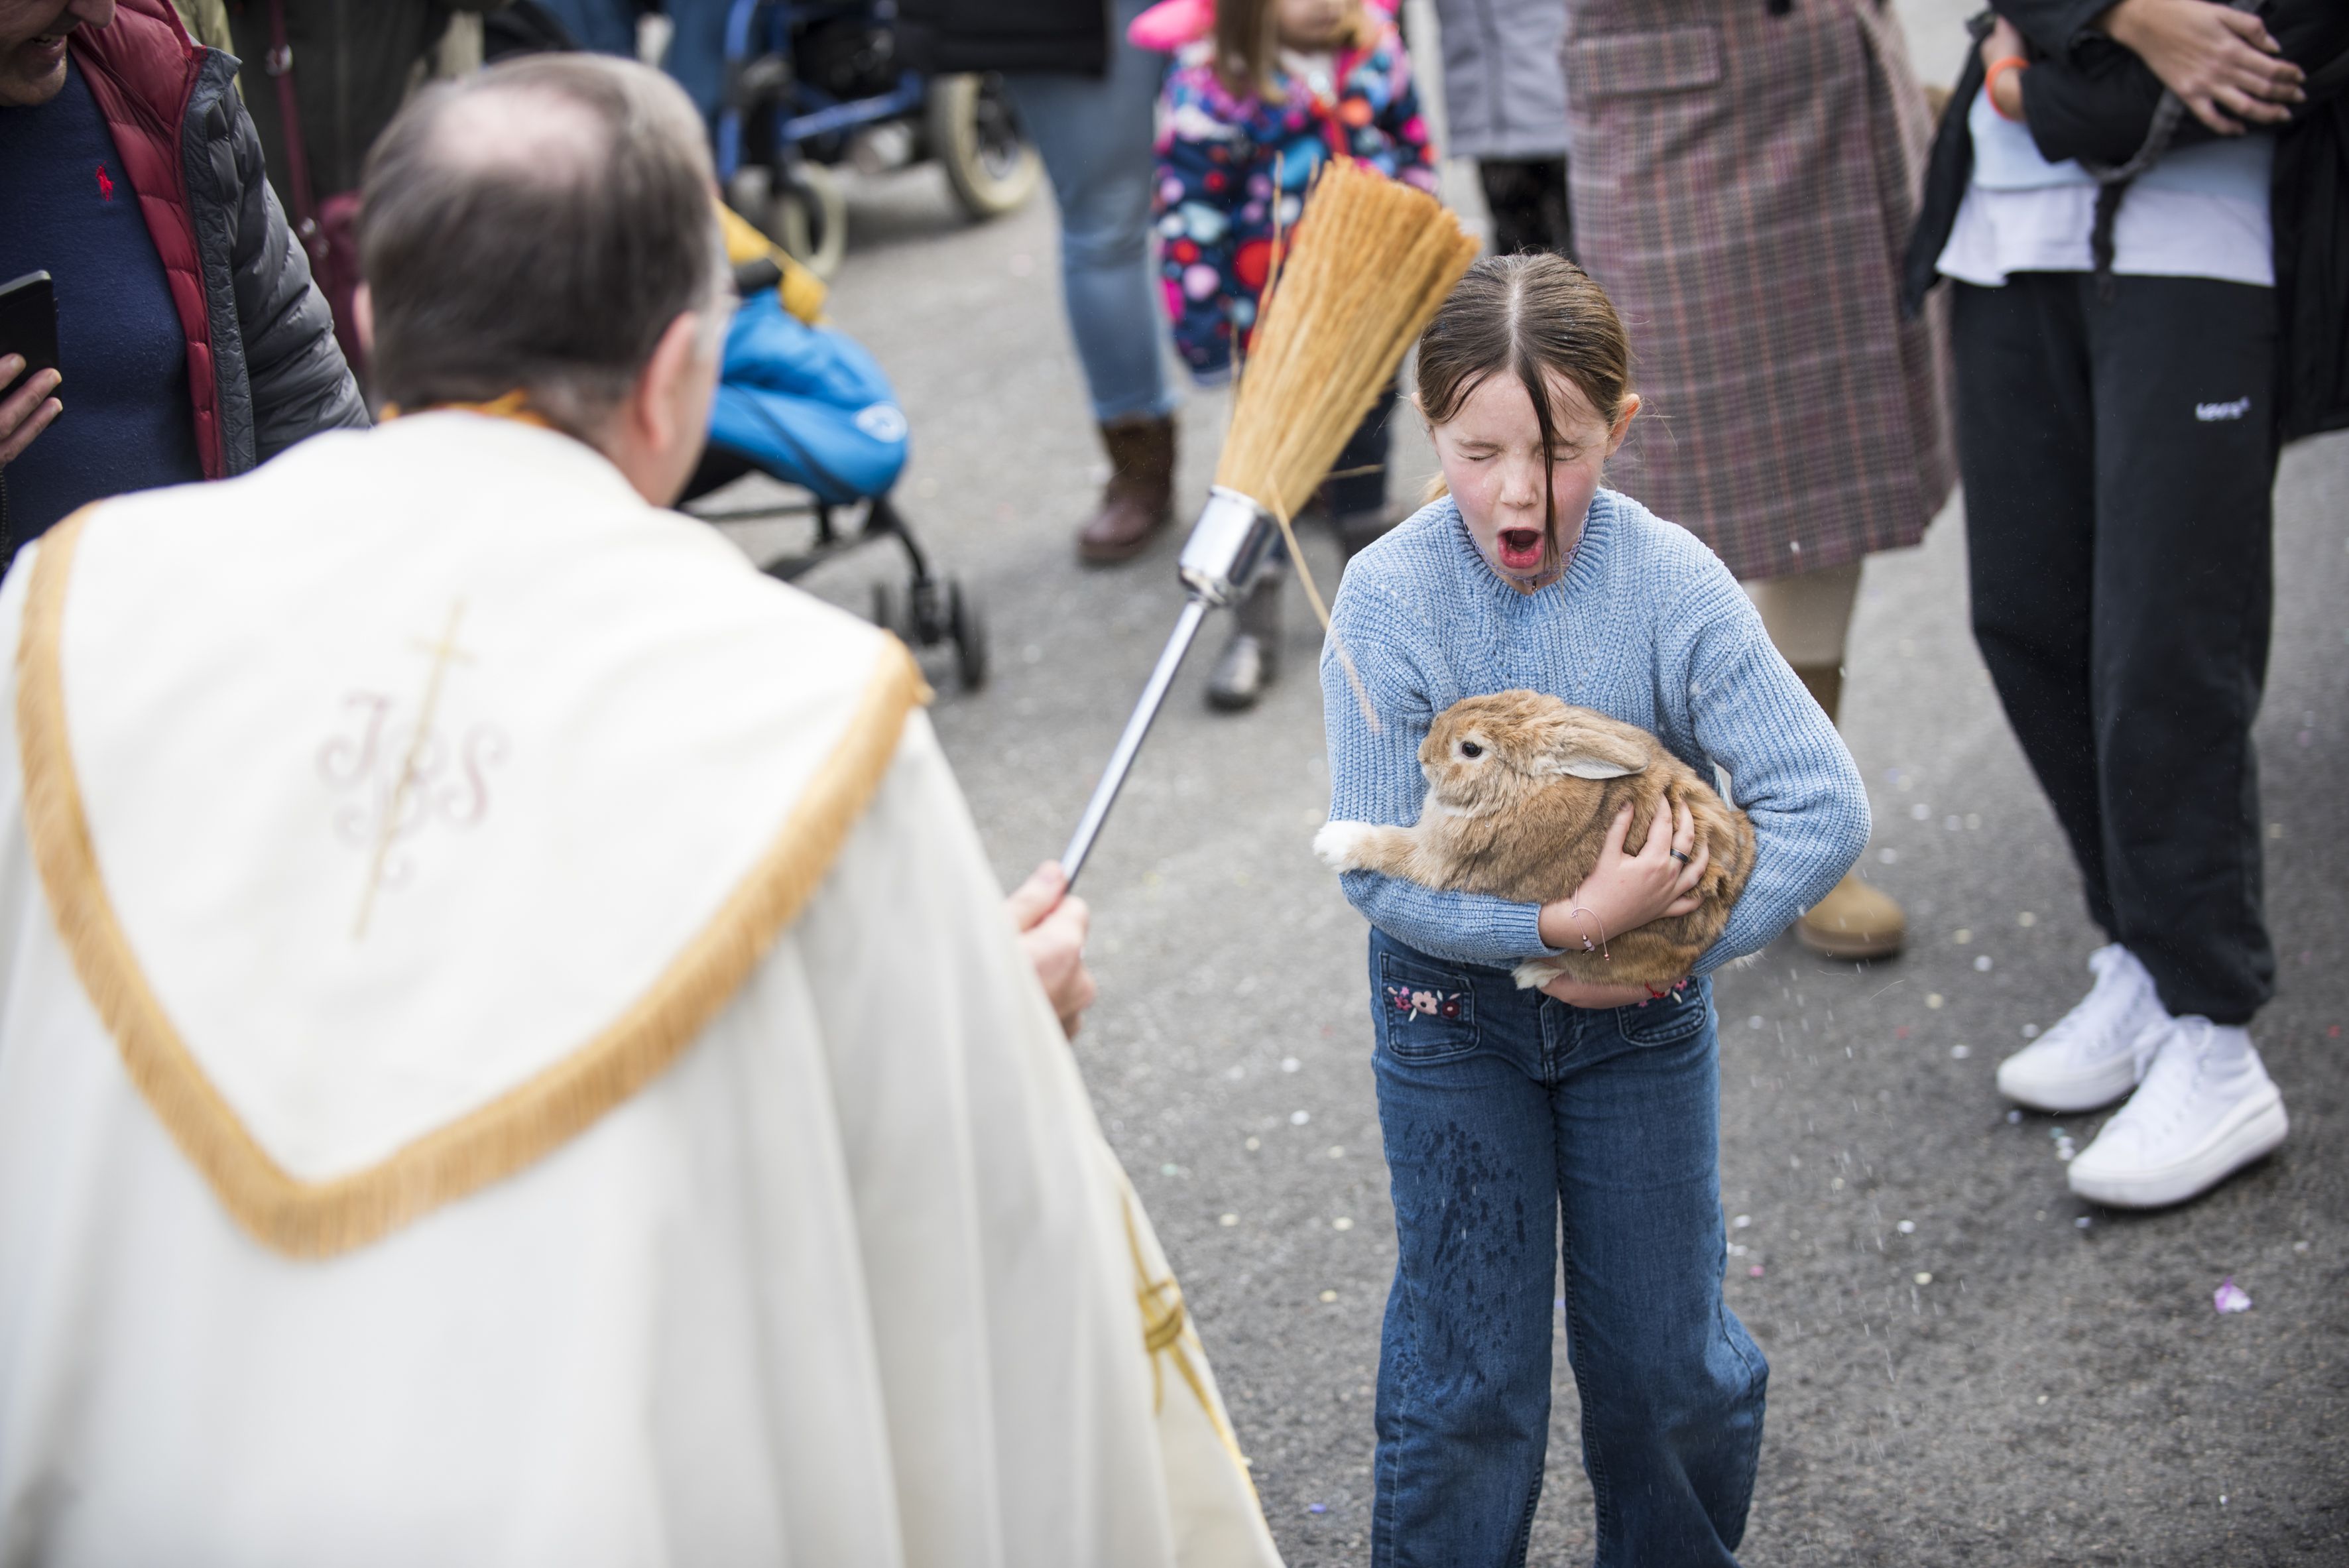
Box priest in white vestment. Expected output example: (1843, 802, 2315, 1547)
(0, 54, 1282, 1568)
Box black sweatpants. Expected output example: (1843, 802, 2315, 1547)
(1952, 272, 2279, 1024)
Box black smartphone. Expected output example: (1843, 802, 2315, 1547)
(0, 271, 59, 399)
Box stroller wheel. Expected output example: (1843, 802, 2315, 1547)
(947, 578, 989, 690)
(869, 580, 898, 637)
(928, 74, 1042, 220)
(774, 162, 849, 280)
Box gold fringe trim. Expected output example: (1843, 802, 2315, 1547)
(17, 509, 930, 1259)
(1122, 1190, 1259, 1502)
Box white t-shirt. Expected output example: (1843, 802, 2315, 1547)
(1937, 85, 2275, 288)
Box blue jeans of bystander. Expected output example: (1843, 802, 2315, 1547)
(1367, 927, 1766, 1568)
(1003, 0, 1177, 425)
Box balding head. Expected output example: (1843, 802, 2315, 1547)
(359, 54, 727, 438)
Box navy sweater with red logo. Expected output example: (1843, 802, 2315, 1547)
(0, 57, 205, 555)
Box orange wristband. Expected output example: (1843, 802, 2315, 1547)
(1984, 55, 2029, 121)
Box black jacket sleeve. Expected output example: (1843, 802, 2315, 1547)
(897, 0, 1111, 76)
(2014, 0, 2349, 166)
(220, 83, 369, 461)
(1998, 0, 2119, 64)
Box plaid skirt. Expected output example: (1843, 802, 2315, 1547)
(1563, 0, 1956, 582)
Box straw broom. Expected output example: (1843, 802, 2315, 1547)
(1059, 160, 1479, 884)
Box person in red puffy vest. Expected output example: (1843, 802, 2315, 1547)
(0, 0, 364, 567)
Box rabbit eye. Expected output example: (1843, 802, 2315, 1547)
(1460, 741, 1484, 758)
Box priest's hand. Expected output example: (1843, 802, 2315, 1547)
(1008, 861, 1098, 1039)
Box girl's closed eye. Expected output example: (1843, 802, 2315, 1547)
(1414, 258, 1641, 593)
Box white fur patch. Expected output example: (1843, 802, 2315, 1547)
(1313, 820, 1376, 871)
(1513, 957, 1569, 990)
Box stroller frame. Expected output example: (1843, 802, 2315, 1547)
(689, 484, 988, 692)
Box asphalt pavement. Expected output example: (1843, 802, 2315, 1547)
(699, 69, 2349, 1568)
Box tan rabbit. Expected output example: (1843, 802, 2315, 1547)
(1314, 690, 1756, 989)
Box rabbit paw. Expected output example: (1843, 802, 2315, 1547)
(1313, 820, 1377, 872)
(1513, 957, 1570, 991)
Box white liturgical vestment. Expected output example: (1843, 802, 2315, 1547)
(0, 413, 1282, 1568)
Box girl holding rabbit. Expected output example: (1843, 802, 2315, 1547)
(1146, 0, 1436, 709)
(1320, 254, 1870, 1567)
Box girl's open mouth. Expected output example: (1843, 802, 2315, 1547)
(1496, 528, 1546, 572)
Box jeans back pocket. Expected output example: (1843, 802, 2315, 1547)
(1374, 953, 1480, 1062)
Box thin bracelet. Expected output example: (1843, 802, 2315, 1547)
(1565, 907, 1610, 961)
(1985, 55, 2029, 121)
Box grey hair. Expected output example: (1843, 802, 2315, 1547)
(359, 54, 731, 435)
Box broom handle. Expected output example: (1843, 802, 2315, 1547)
(1059, 595, 1211, 888)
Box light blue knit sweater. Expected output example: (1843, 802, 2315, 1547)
(1319, 489, 1872, 976)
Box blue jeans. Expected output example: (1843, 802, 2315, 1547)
(533, 0, 638, 56)
(1003, 0, 1177, 425)
(662, 0, 729, 124)
(1367, 928, 1766, 1568)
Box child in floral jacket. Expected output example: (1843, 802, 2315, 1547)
(1146, 0, 1439, 711)
(1152, 0, 1437, 379)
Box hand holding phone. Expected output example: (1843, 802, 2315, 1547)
(0, 271, 62, 467)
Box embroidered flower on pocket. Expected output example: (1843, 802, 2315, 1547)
(1385, 984, 1464, 1021)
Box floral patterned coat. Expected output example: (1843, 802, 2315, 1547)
(1152, 21, 1438, 382)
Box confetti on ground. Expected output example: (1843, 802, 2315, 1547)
(1951, 1044, 1971, 1059)
(2296, 1240, 2311, 1252)
(2008, 1109, 2023, 1123)
(1897, 1220, 1916, 1234)
(1333, 1217, 1354, 1231)
(1926, 993, 1945, 1008)
(1748, 1264, 1766, 1278)
(1221, 1213, 1239, 1227)
(2018, 912, 2037, 927)
(1244, 1136, 1261, 1150)
(1290, 1111, 1311, 1125)
(2021, 1022, 2040, 1038)
(1307, 1504, 1327, 1514)
(1914, 1272, 1933, 1285)
(1162, 1164, 1180, 1176)
(1327, 1146, 1345, 1159)
(2214, 1276, 2253, 1314)
(1954, 928, 1973, 944)
(2076, 1217, 2092, 1229)
(1733, 1214, 1752, 1228)
(1281, 1057, 1301, 1073)
(1974, 956, 1994, 971)
(1319, 1290, 1339, 1303)
(1748, 1015, 1764, 1030)
(2037, 1394, 2049, 1405)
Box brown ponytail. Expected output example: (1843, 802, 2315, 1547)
(1414, 253, 1634, 574)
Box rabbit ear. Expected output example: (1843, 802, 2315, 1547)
(1544, 723, 1649, 780)
(1553, 753, 1644, 780)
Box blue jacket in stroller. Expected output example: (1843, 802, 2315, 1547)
(708, 290, 909, 505)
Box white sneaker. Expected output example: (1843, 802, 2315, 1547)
(2067, 1018, 2289, 1209)
(1995, 944, 2167, 1112)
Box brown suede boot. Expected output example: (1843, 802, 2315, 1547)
(1791, 660, 1907, 961)
(1076, 415, 1177, 564)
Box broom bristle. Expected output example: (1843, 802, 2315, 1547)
(1215, 160, 1480, 518)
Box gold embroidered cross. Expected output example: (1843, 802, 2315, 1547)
(352, 599, 473, 939)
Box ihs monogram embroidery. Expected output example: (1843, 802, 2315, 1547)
(318, 600, 508, 937)
(1385, 985, 1463, 1021)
